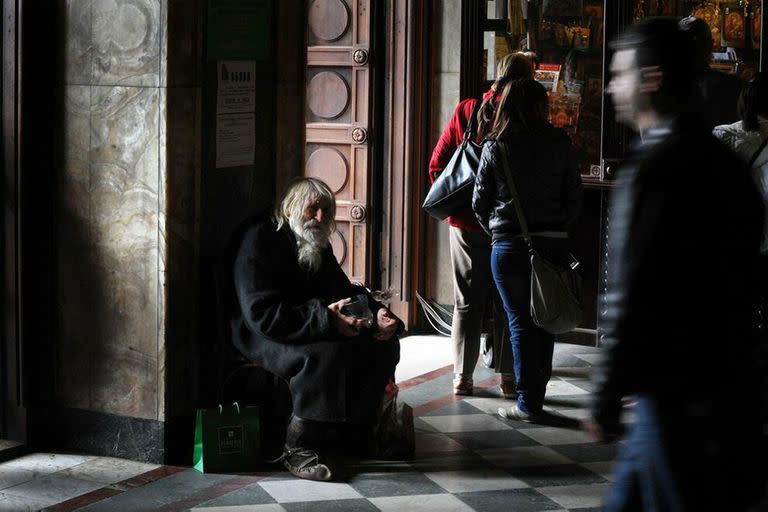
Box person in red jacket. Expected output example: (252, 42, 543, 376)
(428, 52, 534, 396)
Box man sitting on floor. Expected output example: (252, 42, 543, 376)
(228, 177, 402, 481)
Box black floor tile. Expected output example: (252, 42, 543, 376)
(508, 464, 608, 487)
(194, 483, 276, 508)
(455, 488, 563, 512)
(544, 395, 590, 408)
(421, 399, 490, 416)
(446, 429, 538, 450)
(347, 471, 445, 498)
(283, 498, 381, 512)
(408, 452, 495, 473)
(551, 442, 618, 463)
(414, 418, 439, 433)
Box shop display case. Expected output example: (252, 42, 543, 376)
(461, 0, 768, 344)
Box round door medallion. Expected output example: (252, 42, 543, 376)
(353, 49, 369, 65)
(351, 127, 368, 144)
(308, 0, 350, 42)
(308, 72, 350, 120)
(350, 205, 367, 222)
(305, 148, 348, 193)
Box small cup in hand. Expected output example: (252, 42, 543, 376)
(340, 294, 374, 330)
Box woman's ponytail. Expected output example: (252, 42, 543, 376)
(477, 52, 535, 139)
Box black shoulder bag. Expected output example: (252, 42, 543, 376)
(422, 99, 484, 220)
(498, 144, 583, 334)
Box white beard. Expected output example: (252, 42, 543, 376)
(289, 217, 331, 273)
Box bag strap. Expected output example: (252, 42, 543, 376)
(461, 98, 484, 146)
(748, 136, 768, 169)
(497, 142, 533, 251)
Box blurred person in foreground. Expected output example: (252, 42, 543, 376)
(585, 17, 767, 511)
(228, 178, 402, 481)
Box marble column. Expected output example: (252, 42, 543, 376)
(58, 0, 201, 462)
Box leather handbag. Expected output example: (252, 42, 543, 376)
(422, 99, 483, 220)
(498, 144, 583, 334)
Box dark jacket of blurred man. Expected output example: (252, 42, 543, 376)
(586, 17, 767, 511)
(227, 178, 402, 482)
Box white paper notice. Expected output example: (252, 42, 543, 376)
(217, 60, 256, 114)
(216, 113, 255, 168)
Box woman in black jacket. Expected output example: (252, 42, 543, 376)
(472, 78, 582, 421)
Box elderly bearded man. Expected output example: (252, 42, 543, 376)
(228, 178, 402, 481)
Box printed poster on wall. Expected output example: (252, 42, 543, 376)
(216, 113, 255, 168)
(217, 60, 256, 114)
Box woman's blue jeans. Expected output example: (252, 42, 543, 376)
(491, 239, 555, 413)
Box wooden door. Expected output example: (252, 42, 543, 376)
(305, 0, 372, 285)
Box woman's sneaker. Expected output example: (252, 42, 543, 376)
(498, 404, 539, 422)
(274, 447, 332, 481)
(453, 374, 473, 396)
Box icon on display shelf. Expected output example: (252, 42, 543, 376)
(691, 2, 722, 48)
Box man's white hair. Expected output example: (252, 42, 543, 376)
(275, 178, 336, 233)
(275, 178, 336, 272)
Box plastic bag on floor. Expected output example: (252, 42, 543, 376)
(374, 380, 415, 459)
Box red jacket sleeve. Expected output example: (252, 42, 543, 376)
(428, 98, 477, 183)
(427, 98, 484, 232)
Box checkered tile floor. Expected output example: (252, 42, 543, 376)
(0, 341, 620, 511)
(184, 343, 613, 512)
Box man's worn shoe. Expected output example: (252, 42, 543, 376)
(500, 375, 517, 399)
(453, 374, 473, 396)
(276, 447, 332, 481)
(498, 404, 539, 422)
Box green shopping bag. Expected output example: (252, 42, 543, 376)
(193, 402, 260, 473)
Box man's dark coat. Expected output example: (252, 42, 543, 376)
(225, 215, 400, 423)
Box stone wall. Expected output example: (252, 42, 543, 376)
(430, 0, 462, 305)
(58, 0, 202, 461)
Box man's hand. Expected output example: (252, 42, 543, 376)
(328, 298, 369, 337)
(374, 308, 399, 340)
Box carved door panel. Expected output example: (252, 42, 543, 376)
(305, 0, 372, 285)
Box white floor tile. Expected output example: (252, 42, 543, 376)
(396, 335, 452, 383)
(420, 414, 512, 433)
(1, 453, 95, 475)
(0, 466, 35, 491)
(574, 353, 602, 365)
(369, 493, 474, 512)
(518, 426, 594, 446)
(258, 479, 362, 503)
(476, 446, 572, 468)
(462, 397, 509, 415)
(56, 456, 159, 484)
(424, 468, 529, 493)
(546, 379, 591, 396)
(2, 473, 103, 503)
(191, 505, 287, 512)
(536, 483, 612, 509)
(415, 433, 466, 454)
(0, 492, 53, 511)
